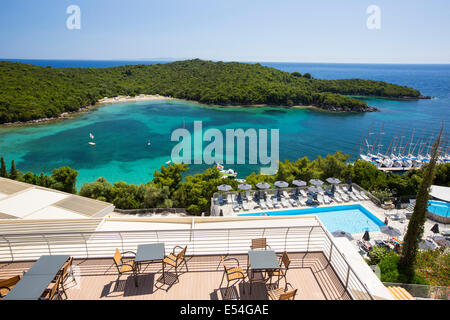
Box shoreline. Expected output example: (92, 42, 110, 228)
(0, 94, 175, 127)
(1, 93, 381, 127)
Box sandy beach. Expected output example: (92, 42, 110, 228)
(97, 94, 174, 104)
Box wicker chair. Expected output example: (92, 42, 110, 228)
(41, 274, 64, 300)
(112, 248, 138, 283)
(251, 238, 271, 250)
(267, 283, 297, 300)
(163, 245, 188, 282)
(219, 256, 246, 298)
(0, 275, 21, 300)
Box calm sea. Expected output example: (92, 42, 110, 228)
(1, 59, 449, 188)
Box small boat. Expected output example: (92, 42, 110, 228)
(147, 140, 151, 146)
(165, 159, 172, 164)
(89, 142, 96, 146)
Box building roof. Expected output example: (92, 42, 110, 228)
(0, 177, 114, 220)
(430, 185, 450, 202)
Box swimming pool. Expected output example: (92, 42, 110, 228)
(238, 204, 385, 234)
(428, 200, 450, 218)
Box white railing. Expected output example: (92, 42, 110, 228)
(0, 223, 374, 300)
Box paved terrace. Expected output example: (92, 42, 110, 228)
(0, 216, 385, 300)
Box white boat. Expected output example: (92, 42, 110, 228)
(89, 142, 96, 146)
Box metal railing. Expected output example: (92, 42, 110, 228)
(0, 222, 374, 300)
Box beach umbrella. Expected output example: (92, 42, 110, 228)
(309, 179, 323, 186)
(379, 226, 401, 238)
(274, 181, 289, 188)
(326, 177, 341, 184)
(418, 239, 437, 250)
(362, 230, 370, 241)
(256, 182, 271, 189)
(217, 184, 232, 192)
(332, 230, 354, 241)
(431, 224, 440, 234)
(292, 180, 307, 187)
(308, 186, 323, 194)
(238, 183, 252, 190)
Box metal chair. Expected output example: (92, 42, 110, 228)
(0, 275, 21, 300)
(163, 245, 188, 282)
(219, 256, 246, 298)
(267, 282, 297, 300)
(41, 273, 64, 300)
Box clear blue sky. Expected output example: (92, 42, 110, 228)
(0, 0, 449, 63)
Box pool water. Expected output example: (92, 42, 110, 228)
(428, 200, 450, 217)
(238, 204, 385, 234)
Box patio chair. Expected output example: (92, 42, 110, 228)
(163, 245, 189, 281)
(113, 248, 138, 282)
(251, 238, 271, 250)
(53, 256, 76, 298)
(267, 282, 297, 300)
(219, 256, 246, 297)
(267, 251, 291, 286)
(0, 275, 21, 300)
(41, 273, 64, 300)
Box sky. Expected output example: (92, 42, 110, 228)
(0, 0, 449, 63)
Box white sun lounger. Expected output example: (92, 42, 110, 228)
(242, 201, 249, 211)
(298, 198, 306, 206)
(349, 192, 358, 201)
(282, 191, 290, 199)
(341, 194, 350, 202)
(300, 189, 308, 198)
(266, 199, 274, 209)
(323, 195, 332, 204)
(259, 200, 267, 210)
(360, 191, 370, 200)
(289, 198, 298, 207)
(316, 195, 324, 204)
(272, 197, 280, 208)
(280, 197, 289, 208)
(233, 205, 240, 212)
(355, 191, 365, 201)
(333, 194, 343, 203)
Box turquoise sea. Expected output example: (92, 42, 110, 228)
(0, 60, 449, 189)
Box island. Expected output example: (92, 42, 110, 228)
(0, 59, 429, 124)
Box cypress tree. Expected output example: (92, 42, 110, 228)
(399, 127, 443, 280)
(10, 160, 18, 180)
(0, 156, 7, 177)
(40, 172, 45, 186)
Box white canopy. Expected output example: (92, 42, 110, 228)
(430, 185, 450, 202)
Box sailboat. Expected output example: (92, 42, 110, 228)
(89, 132, 96, 146)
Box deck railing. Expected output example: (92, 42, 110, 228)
(0, 221, 374, 300)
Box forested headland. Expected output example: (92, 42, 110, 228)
(0, 59, 427, 123)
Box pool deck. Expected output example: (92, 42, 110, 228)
(215, 198, 446, 246)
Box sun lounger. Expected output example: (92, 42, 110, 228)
(353, 191, 365, 201)
(333, 194, 342, 203)
(272, 197, 280, 208)
(289, 198, 298, 207)
(282, 190, 290, 199)
(341, 194, 350, 202)
(300, 189, 308, 198)
(242, 201, 249, 211)
(349, 192, 358, 201)
(323, 195, 332, 204)
(296, 197, 304, 206)
(316, 194, 324, 204)
(359, 191, 370, 200)
(266, 198, 274, 209)
(259, 200, 267, 210)
(233, 205, 240, 212)
(280, 197, 289, 208)
(245, 191, 251, 201)
(227, 194, 233, 204)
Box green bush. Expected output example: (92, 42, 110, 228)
(368, 246, 390, 265)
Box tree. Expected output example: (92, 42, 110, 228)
(0, 156, 7, 177)
(303, 73, 312, 79)
(9, 160, 18, 180)
(50, 166, 78, 193)
(399, 128, 443, 280)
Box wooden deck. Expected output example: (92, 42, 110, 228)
(0, 252, 351, 300)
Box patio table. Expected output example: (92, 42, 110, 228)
(247, 250, 281, 293)
(4, 255, 69, 300)
(135, 243, 165, 287)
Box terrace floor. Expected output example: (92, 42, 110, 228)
(0, 252, 351, 300)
